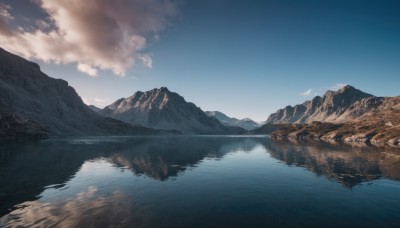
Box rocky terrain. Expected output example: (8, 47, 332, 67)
(99, 87, 246, 134)
(205, 111, 260, 130)
(0, 48, 158, 139)
(266, 85, 374, 124)
(261, 86, 400, 147)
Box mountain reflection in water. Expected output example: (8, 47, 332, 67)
(1, 136, 400, 227)
(0, 136, 260, 216)
(265, 141, 400, 187)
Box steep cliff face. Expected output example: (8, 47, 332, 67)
(99, 87, 243, 134)
(266, 85, 373, 124)
(0, 48, 157, 138)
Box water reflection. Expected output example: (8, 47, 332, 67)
(1, 136, 400, 227)
(264, 140, 400, 187)
(1, 186, 134, 228)
(0, 136, 261, 216)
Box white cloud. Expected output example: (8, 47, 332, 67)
(94, 97, 110, 106)
(0, 3, 13, 36)
(330, 83, 347, 91)
(300, 89, 313, 96)
(0, 0, 177, 76)
(77, 63, 97, 77)
(139, 54, 153, 68)
(0, 3, 13, 20)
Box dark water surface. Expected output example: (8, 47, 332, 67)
(1, 136, 400, 227)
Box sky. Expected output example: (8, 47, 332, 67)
(0, 0, 399, 121)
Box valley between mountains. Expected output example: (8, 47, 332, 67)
(0, 48, 399, 147)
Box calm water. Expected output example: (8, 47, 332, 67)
(1, 136, 400, 227)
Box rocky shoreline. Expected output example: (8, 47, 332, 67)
(271, 120, 400, 147)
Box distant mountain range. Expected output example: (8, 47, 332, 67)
(98, 87, 245, 134)
(205, 111, 260, 130)
(0, 48, 157, 140)
(258, 85, 400, 147)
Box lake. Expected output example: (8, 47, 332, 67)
(1, 136, 400, 227)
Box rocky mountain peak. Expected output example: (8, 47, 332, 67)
(319, 85, 373, 114)
(265, 85, 375, 124)
(159, 87, 170, 92)
(338, 84, 352, 91)
(99, 88, 241, 134)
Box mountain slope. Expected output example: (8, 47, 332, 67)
(99, 88, 245, 134)
(265, 85, 373, 124)
(0, 48, 158, 138)
(205, 111, 260, 130)
(88, 105, 101, 112)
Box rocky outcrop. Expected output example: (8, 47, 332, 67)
(0, 47, 158, 139)
(205, 111, 260, 130)
(99, 87, 245, 134)
(270, 110, 400, 147)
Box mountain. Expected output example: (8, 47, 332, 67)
(0, 48, 158, 139)
(99, 88, 246, 134)
(265, 85, 374, 124)
(0, 110, 49, 141)
(261, 85, 400, 146)
(205, 111, 260, 130)
(270, 105, 400, 147)
(88, 105, 101, 112)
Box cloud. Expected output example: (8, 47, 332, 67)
(77, 63, 97, 77)
(300, 89, 313, 96)
(0, 3, 13, 36)
(94, 97, 110, 106)
(139, 54, 153, 68)
(330, 83, 347, 91)
(0, 0, 176, 76)
(0, 3, 13, 21)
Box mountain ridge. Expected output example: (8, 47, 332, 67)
(99, 87, 246, 134)
(0, 47, 159, 139)
(259, 85, 400, 146)
(205, 111, 260, 130)
(265, 85, 374, 124)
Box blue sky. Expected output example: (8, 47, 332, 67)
(0, 0, 399, 121)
